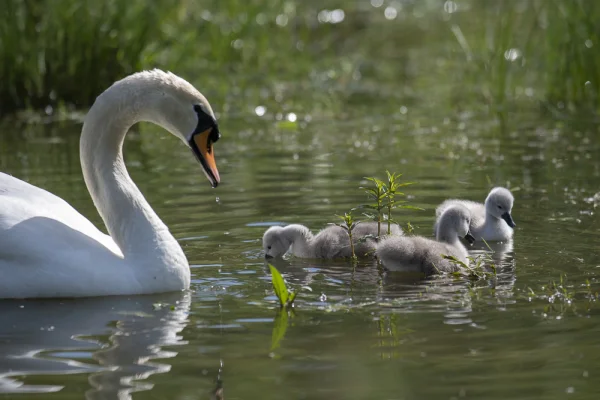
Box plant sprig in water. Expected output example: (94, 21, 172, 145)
(361, 171, 422, 238)
(269, 264, 297, 308)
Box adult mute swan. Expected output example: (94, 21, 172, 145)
(433, 187, 515, 242)
(262, 221, 402, 259)
(0, 70, 221, 299)
(376, 205, 474, 275)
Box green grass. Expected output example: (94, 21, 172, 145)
(3, 0, 600, 117)
(0, 0, 174, 114)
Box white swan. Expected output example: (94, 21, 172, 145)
(0, 70, 221, 299)
(434, 187, 516, 242)
(262, 221, 402, 259)
(376, 205, 474, 275)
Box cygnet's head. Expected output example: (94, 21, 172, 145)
(262, 226, 292, 258)
(99, 69, 221, 187)
(437, 205, 475, 244)
(484, 187, 516, 228)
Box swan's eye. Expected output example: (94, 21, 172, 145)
(193, 104, 202, 113)
(498, 205, 502, 209)
(267, 245, 272, 250)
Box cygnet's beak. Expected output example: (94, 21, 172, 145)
(265, 254, 273, 259)
(189, 127, 220, 188)
(501, 212, 516, 228)
(464, 232, 476, 245)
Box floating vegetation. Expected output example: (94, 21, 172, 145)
(361, 171, 421, 238)
(268, 264, 297, 309)
(524, 273, 599, 313)
(336, 211, 359, 261)
(360, 176, 387, 238)
(443, 254, 498, 281)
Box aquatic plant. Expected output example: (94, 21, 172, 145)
(443, 253, 498, 281)
(269, 264, 296, 308)
(360, 176, 387, 238)
(336, 211, 358, 261)
(383, 171, 421, 235)
(361, 171, 421, 237)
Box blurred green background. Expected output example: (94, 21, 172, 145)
(2, 0, 600, 118)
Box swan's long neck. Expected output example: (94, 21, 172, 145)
(79, 82, 187, 269)
(283, 225, 313, 257)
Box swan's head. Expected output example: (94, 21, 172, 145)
(437, 205, 475, 244)
(484, 187, 515, 228)
(107, 69, 222, 187)
(262, 226, 292, 258)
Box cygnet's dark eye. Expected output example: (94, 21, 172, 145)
(267, 245, 272, 250)
(498, 205, 503, 209)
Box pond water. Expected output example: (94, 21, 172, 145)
(2, 2, 600, 400)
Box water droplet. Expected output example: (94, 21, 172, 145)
(255, 13, 267, 25)
(276, 14, 288, 27)
(384, 6, 398, 20)
(231, 39, 243, 49)
(286, 112, 297, 122)
(400, 106, 408, 114)
(566, 387, 575, 394)
(330, 9, 345, 24)
(585, 39, 593, 48)
(444, 1, 458, 13)
(504, 48, 521, 61)
(215, 197, 220, 203)
(370, 0, 384, 8)
(317, 10, 330, 23)
(255, 106, 266, 116)
(319, 293, 327, 302)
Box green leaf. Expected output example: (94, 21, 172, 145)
(269, 264, 289, 307)
(365, 177, 385, 187)
(288, 291, 297, 304)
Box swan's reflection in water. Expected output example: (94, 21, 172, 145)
(0, 292, 190, 399)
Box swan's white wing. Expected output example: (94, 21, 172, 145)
(0, 172, 121, 255)
(0, 173, 133, 298)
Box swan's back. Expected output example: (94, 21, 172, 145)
(435, 199, 485, 232)
(376, 235, 468, 275)
(352, 221, 403, 238)
(310, 222, 402, 258)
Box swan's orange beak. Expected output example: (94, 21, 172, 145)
(190, 128, 220, 188)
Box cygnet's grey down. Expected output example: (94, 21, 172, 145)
(376, 205, 475, 275)
(434, 187, 516, 242)
(262, 221, 402, 259)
